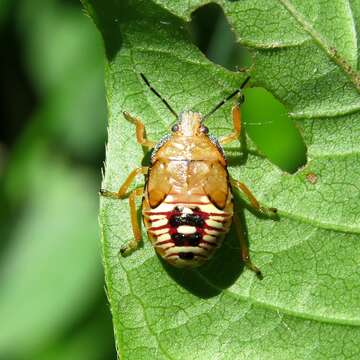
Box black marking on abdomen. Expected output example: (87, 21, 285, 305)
(169, 213, 205, 227)
(179, 252, 194, 260)
(171, 232, 201, 246)
(147, 200, 232, 265)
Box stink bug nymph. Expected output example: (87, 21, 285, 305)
(101, 74, 277, 277)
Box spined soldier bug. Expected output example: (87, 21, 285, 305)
(101, 74, 277, 277)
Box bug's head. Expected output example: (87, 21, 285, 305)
(171, 111, 209, 137)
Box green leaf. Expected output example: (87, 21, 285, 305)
(83, 0, 360, 358)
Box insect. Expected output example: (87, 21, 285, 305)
(101, 74, 277, 277)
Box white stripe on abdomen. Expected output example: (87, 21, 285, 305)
(143, 194, 233, 267)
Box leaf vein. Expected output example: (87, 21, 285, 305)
(277, 0, 360, 92)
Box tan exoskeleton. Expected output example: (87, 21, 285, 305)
(101, 74, 277, 277)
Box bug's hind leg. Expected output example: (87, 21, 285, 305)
(231, 179, 278, 219)
(234, 213, 263, 279)
(123, 111, 156, 149)
(219, 101, 242, 145)
(100, 167, 148, 199)
(120, 187, 144, 256)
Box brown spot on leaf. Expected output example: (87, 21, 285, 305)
(306, 172, 318, 184)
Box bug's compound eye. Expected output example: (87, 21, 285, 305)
(171, 124, 179, 132)
(200, 125, 209, 134)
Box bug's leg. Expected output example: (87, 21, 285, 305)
(123, 111, 156, 148)
(231, 179, 278, 219)
(100, 167, 148, 199)
(219, 102, 242, 145)
(120, 187, 144, 256)
(234, 213, 262, 279)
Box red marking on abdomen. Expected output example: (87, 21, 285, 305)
(149, 224, 170, 231)
(166, 253, 179, 258)
(144, 210, 231, 218)
(200, 240, 217, 247)
(155, 239, 173, 246)
(203, 224, 226, 232)
(166, 252, 207, 259)
(164, 201, 211, 205)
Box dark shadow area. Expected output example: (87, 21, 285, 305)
(0, 13, 38, 149)
(161, 220, 245, 299)
(86, 0, 186, 62)
(160, 195, 277, 298)
(141, 147, 152, 167)
(159, 186, 278, 298)
(223, 124, 250, 168)
(188, 2, 252, 71)
(161, 261, 222, 298)
(83, 0, 124, 60)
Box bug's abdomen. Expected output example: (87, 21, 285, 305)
(143, 194, 233, 267)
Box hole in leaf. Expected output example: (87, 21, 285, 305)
(188, 3, 307, 173)
(188, 3, 251, 71)
(242, 88, 307, 174)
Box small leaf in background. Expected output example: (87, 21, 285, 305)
(87, 0, 360, 359)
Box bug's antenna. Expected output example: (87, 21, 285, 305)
(202, 76, 251, 122)
(140, 73, 178, 118)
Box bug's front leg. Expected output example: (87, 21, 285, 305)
(231, 179, 278, 219)
(100, 167, 148, 199)
(219, 100, 242, 145)
(233, 213, 263, 279)
(123, 111, 156, 148)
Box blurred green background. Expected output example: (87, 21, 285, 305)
(0, 1, 306, 359)
(1, 0, 114, 359)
